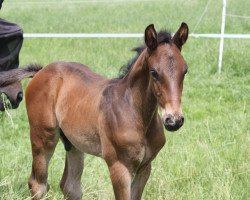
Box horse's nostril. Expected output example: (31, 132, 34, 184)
(17, 92, 23, 102)
(179, 116, 184, 125)
(164, 114, 184, 132)
(165, 116, 175, 126)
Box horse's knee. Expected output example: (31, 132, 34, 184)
(60, 169, 82, 200)
(60, 183, 82, 200)
(28, 177, 49, 200)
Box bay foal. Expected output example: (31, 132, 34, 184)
(26, 23, 189, 200)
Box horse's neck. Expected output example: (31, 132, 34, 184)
(121, 51, 158, 126)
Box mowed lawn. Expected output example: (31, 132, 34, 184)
(0, 0, 249, 199)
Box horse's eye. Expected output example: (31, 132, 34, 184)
(150, 69, 159, 80)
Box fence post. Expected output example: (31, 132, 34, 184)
(218, 0, 227, 76)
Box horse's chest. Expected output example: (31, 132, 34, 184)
(140, 144, 156, 165)
(113, 131, 156, 164)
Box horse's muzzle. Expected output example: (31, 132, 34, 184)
(163, 114, 184, 131)
(0, 91, 23, 111)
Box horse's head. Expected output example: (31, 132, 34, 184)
(0, 81, 23, 111)
(0, 68, 25, 111)
(145, 23, 188, 131)
(0, 65, 42, 111)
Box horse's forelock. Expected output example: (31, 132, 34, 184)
(118, 30, 172, 79)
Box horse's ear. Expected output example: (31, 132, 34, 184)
(172, 22, 189, 51)
(145, 24, 158, 52)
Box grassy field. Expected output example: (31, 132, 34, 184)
(0, 0, 249, 199)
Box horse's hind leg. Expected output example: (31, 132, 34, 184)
(28, 126, 59, 200)
(60, 146, 84, 200)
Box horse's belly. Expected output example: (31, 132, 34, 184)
(56, 86, 104, 156)
(67, 130, 102, 156)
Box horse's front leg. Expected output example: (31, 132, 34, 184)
(108, 161, 133, 200)
(131, 163, 151, 200)
(131, 114, 166, 200)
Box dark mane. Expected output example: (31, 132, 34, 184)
(118, 30, 172, 79)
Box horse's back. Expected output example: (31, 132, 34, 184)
(35, 61, 105, 83)
(26, 61, 106, 130)
(26, 61, 106, 98)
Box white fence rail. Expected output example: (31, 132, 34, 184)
(14, 0, 250, 75)
(23, 33, 250, 39)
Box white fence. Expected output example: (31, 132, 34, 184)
(11, 0, 250, 75)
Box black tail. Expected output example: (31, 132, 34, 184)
(23, 63, 43, 74)
(0, 64, 42, 87)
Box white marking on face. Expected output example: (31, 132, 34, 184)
(160, 102, 183, 122)
(167, 45, 174, 57)
(160, 105, 170, 122)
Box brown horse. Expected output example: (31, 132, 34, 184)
(0, 65, 41, 111)
(26, 23, 189, 200)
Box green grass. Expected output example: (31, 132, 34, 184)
(0, 0, 250, 199)
(2, 0, 222, 33)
